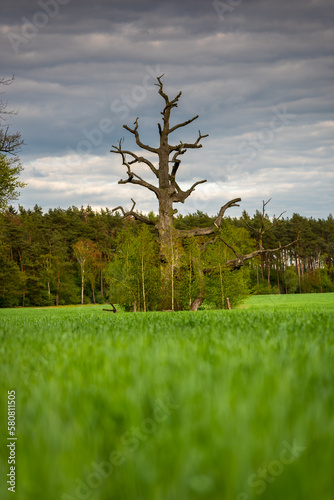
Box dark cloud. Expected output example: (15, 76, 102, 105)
(0, 0, 333, 216)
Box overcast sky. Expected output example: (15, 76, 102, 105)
(1, 0, 333, 219)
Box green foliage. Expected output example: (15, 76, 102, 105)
(203, 221, 254, 308)
(0, 206, 333, 308)
(205, 267, 250, 308)
(177, 236, 202, 310)
(175, 210, 215, 229)
(0, 154, 25, 210)
(284, 266, 299, 294)
(301, 267, 334, 293)
(0, 205, 121, 307)
(73, 239, 102, 304)
(0, 253, 25, 307)
(106, 223, 161, 311)
(0, 295, 333, 500)
(251, 283, 273, 295)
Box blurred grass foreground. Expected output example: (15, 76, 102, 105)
(0, 293, 334, 500)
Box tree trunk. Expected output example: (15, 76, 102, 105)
(81, 271, 84, 305)
(157, 193, 177, 310)
(157, 192, 174, 258)
(190, 264, 205, 311)
(100, 265, 104, 298)
(219, 263, 225, 309)
(296, 254, 301, 293)
(141, 254, 146, 313)
(188, 250, 192, 307)
(190, 297, 204, 311)
(56, 272, 60, 306)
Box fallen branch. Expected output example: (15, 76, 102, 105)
(103, 303, 117, 313)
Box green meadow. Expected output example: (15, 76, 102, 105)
(0, 293, 334, 500)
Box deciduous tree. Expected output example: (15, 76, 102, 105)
(73, 239, 101, 305)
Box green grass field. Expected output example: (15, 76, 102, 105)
(0, 293, 334, 500)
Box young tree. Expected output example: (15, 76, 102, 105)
(203, 221, 254, 308)
(0, 154, 26, 210)
(73, 240, 101, 305)
(111, 76, 294, 310)
(106, 223, 161, 311)
(0, 77, 25, 210)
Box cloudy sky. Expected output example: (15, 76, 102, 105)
(1, 0, 333, 219)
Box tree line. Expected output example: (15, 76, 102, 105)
(0, 204, 333, 309)
(1, 75, 332, 310)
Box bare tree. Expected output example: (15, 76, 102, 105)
(0, 76, 26, 209)
(0, 76, 24, 156)
(111, 76, 294, 310)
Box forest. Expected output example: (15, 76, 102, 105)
(0, 203, 333, 309)
(1, 76, 333, 311)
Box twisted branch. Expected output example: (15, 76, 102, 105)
(223, 240, 299, 270)
(178, 198, 242, 238)
(123, 118, 158, 154)
(172, 179, 207, 203)
(111, 139, 159, 197)
(170, 130, 209, 154)
(112, 198, 156, 226)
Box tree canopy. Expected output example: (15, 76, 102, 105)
(0, 205, 332, 309)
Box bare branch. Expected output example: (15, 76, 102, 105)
(177, 198, 242, 238)
(263, 198, 272, 209)
(244, 220, 257, 232)
(224, 240, 299, 270)
(169, 115, 199, 135)
(271, 211, 286, 229)
(123, 118, 158, 154)
(0, 76, 15, 87)
(178, 226, 217, 238)
(155, 74, 168, 102)
(217, 236, 240, 258)
(110, 140, 158, 177)
(203, 240, 298, 274)
(112, 198, 156, 226)
(200, 237, 217, 252)
(0, 76, 15, 120)
(169, 149, 186, 182)
(155, 75, 182, 114)
(172, 179, 207, 203)
(171, 130, 209, 153)
(111, 139, 160, 197)
(0, 126, 24, 155)
(214, 198, 242, 228)
(245, 200, 286, 242)
(119, 174, 160, 198)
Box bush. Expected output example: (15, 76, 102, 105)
(284, 266, 299, 294)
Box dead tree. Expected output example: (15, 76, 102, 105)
(111, 76, 292, 310)
(244, 199, 286, 280)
